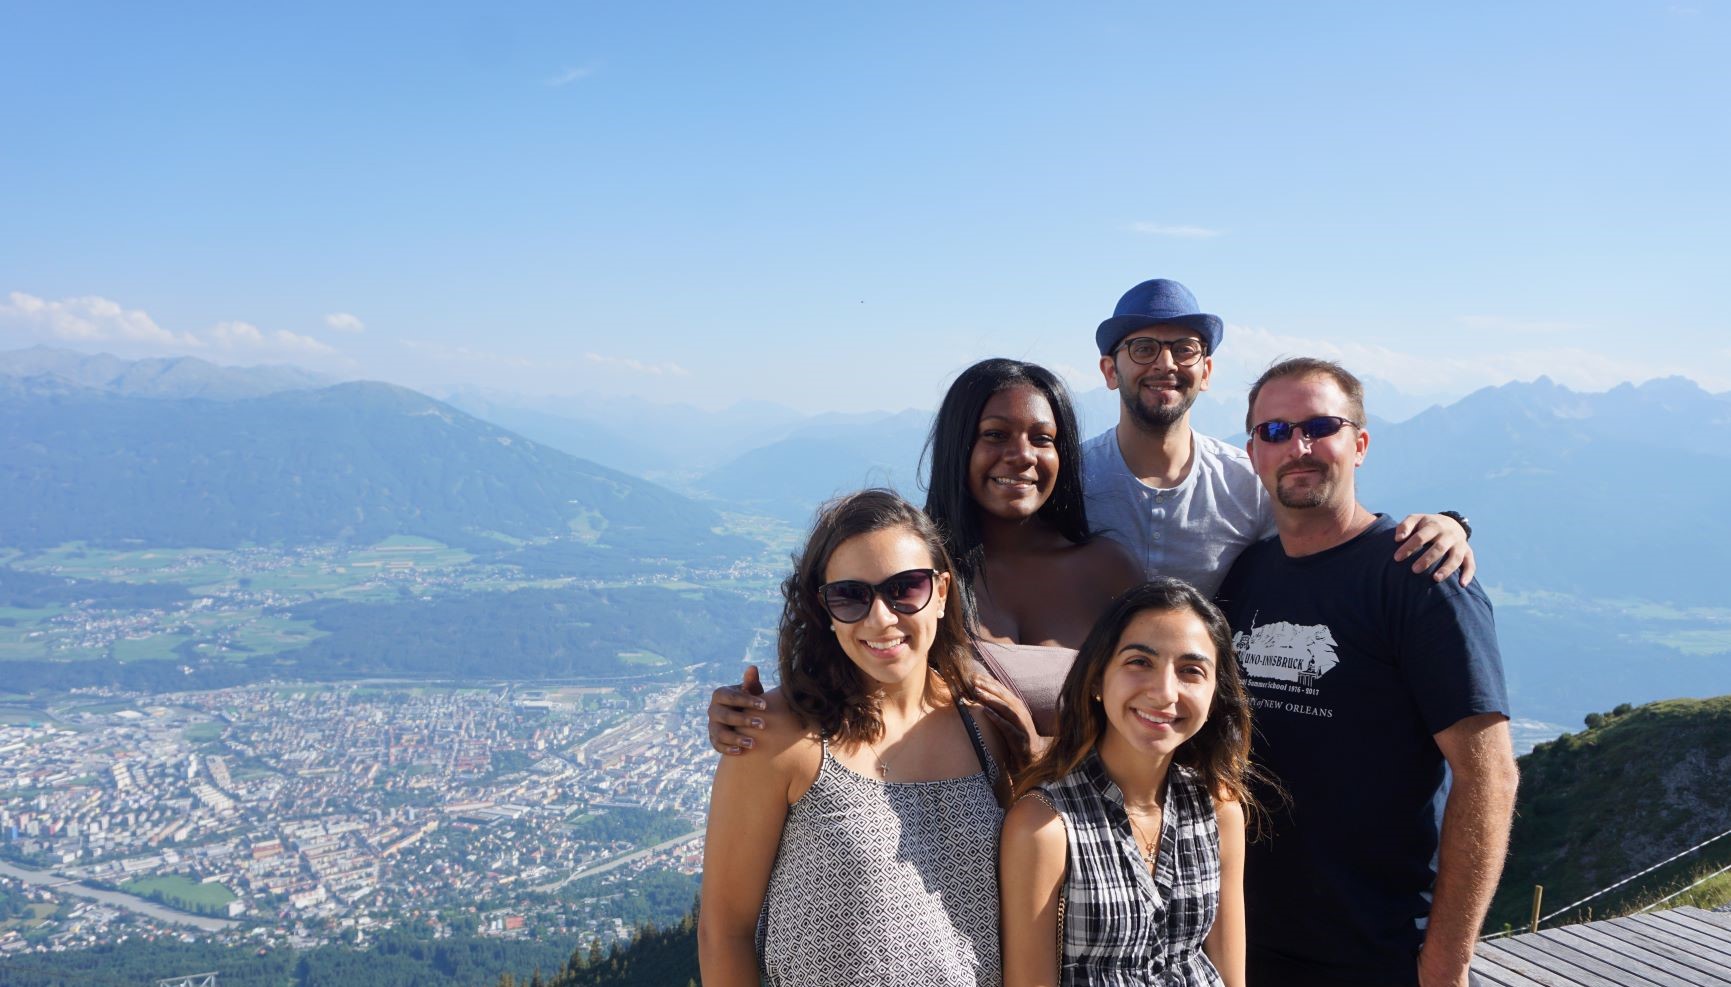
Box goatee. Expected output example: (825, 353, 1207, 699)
(1122, 387, 1197, 434)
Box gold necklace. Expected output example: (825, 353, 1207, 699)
(866, 736, 891, 778)
(1125, 805, 1163, 862)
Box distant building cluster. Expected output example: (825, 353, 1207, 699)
(0, 676, 716, 955)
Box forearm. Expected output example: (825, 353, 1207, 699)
(697, 930, 763, 987)
(1421, 762, 1518, 982)
(1205, 800, 1247, 987)
(1000, 799, 1065, 987)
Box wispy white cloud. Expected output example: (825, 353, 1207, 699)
(324, 312, 365, 333)
(1, 291, 200, 347)
(1457, 314, 1583, 335)
(0, 291, 340, 359)
(1128, 222, 1223, 239)
(546, 64, 598, 87)
(584, 352, 690, 376)
(209, 321, 334, 356)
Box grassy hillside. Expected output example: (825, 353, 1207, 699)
(1489, 695, 1731, 930)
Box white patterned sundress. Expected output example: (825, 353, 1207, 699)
(755, 706, 1003, 986)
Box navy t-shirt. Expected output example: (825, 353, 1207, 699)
(1213, 514, 1509, 987)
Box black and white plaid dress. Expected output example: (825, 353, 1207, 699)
(1037, 752, 1222, 986)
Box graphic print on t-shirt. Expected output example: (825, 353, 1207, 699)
(1233, 618, 1339, 716)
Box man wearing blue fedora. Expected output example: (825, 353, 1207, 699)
(1083, 280, 1497, 985)
(1079, 277, 1474, 597)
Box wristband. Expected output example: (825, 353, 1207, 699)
(1440, 510, 1472, 541)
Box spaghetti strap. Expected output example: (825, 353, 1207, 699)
(957, 704, 998, 786)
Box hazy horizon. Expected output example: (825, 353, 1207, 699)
(3, 3, 1728, 413)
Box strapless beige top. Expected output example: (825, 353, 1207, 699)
(974, 640, 1078, 736)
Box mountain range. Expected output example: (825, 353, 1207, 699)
(4, 346, 1727, 724)
(1358, 374, 1731, 607)
(0, 352, 747, 565)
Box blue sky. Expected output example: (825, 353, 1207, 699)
(3, 1, 1727, 412)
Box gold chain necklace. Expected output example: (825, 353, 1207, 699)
(1125, 805, 1163, 862)
(866, 736, 891, 778)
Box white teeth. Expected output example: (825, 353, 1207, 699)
(1133, 708, 1176, 725)
(866, 638, 904, 650)
(992, 477, 1033, 485)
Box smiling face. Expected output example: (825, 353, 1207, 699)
(821, 525, 950, 691)
(1096, 607, 1217, 762)
(1245, 372, 1368, 511)
(1099, 326, 1213, 432)
(967, 383, 1061, 523)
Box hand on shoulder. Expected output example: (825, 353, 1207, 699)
(748, 688, 820, 757)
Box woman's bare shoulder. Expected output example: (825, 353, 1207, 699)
(752, 687, 822, 759)
(1213, 795, 1246, 829)
(1002, 791, 1066, 853)
(964, 703, 1013, 774)
(1071, 535, 1144, 594)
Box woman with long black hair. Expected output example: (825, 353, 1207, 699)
(708, 359, 1139, 753)
(921, 358, 1141, 738)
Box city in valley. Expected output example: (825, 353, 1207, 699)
(0, 675, 722, 957)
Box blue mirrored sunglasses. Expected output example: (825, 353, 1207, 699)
(1250, 416, 1359, 444)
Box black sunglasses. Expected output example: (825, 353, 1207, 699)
(818, 568, 939, 624)
(1250, 416, 1360, 444)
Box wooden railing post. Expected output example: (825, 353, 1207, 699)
(1529, 885, 1543, 934)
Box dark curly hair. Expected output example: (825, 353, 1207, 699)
(778, 489, 978, 745)
(1016, 578, 1264, 821)
(922, 358, 1089, 624)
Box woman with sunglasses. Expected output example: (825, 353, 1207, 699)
(707, 359, 1141, 755)
(698, 489, 1010, 987)
(1000, 578, 1257, 987)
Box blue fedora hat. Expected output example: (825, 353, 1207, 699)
(1095, 278, 1224, 356)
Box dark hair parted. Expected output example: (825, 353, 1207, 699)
(778, 489, 978, 746)
(922, 358, 1089, 620)
(1016, 578, 1264, 819)
(1244, 357, 1366, 434)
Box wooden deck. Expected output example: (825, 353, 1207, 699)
(1473, 906, 1731, 985)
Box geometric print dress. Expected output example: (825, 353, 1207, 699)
(1036, 752, 1222, 986)
(756, 707, 1003, 986)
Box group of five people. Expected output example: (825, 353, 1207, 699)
(698, 278, 1518, 987)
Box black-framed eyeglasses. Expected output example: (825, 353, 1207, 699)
(1115, 336, 1206, 367)
(818, 568, 939, 624)
(1250, 416, 1360, 444)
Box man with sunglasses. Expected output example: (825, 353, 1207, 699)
(1214, 358, 1516, 987)
(1080, 277, 1474, 598)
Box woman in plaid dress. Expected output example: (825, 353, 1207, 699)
(1000, 579, 1258, 987)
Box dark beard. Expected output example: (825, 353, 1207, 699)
(1275, 481, 1331, 509)
(1121, 385, 1198, 434)
(1275, 458, 1333, 508)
